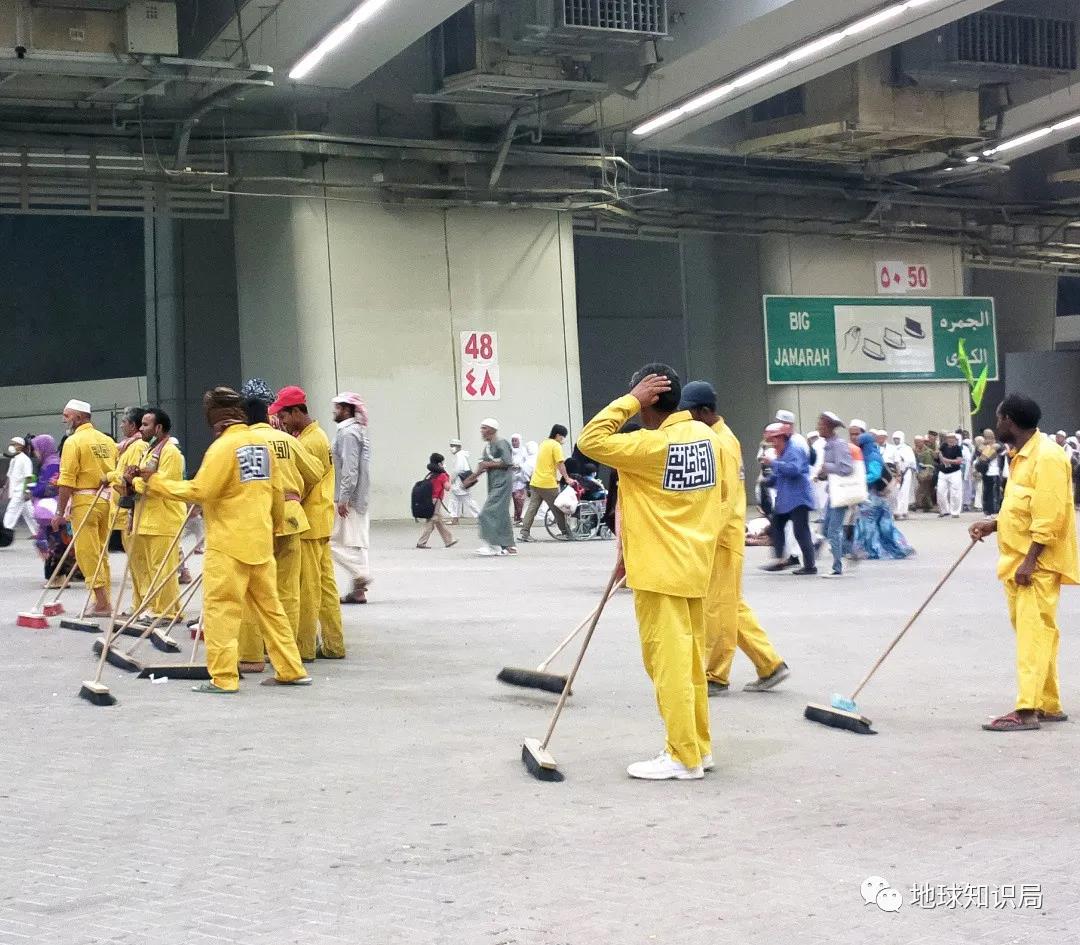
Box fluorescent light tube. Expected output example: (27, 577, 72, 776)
(633, 0, 945, 138)
(289, 0, 392, 81)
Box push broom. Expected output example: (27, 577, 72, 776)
(498, 577, 626, 693)
(91, 534, 199, 671)
(60, 506, 122, 633)
(805, 540, 978, 735)
(139, 598, 210, 681)
(522, 565, 622, 782)
(78, 512, 142, 706)
(18, 484, 107, 628)
(96, 575, 201, 673)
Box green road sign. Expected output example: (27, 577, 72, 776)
(763, 296, 998, 384)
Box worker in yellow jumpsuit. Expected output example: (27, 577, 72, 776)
(678, 382, 789, 695)
(54, 399, 118, 616)
(270, 385, 345, 662)
(137, 387, 310, 694)
(237, 393, 323, 673)
(971, 394, 1078, 732)
(578, 365, 726, 781)
(128, 408, 187, 619)
(105, 406, 149, 612)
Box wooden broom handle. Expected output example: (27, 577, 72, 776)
(850, 540, 977, 701)
(538, 577, 627, 671)
(541, 564, 623, 752)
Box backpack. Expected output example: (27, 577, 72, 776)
(411, 476, 436, 520)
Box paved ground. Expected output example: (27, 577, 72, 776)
(1, 514, 1078, 945)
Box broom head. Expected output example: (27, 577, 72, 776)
(804, 702, 876, 735)
(43, 602, 64, 617)
(61, 618, 101, 633)
(78, 680, 117, 706)
(497, 666, 570, 695)
(149, 629, 182, 654)
(92, 638, 142, 673)
(137, 664, 210, 681)
(522, 738, 564, 782)
(16, 612, 49, 629)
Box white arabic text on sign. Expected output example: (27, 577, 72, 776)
(876, 261, 930, 295)
(460, 330, 500, 401)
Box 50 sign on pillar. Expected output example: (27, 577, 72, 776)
(461, 331, 500, 401)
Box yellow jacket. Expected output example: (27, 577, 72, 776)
(108, 435, 149, 526)
(578, 394, 727, 598)
(297, 420, 335, 540)
(712, 418, 747, 551)
(58, 422, 117, 505)
(998, 432, 1079, 584)
(146, 423, 282, 565)
(248, 422, 322, 537)
(131, 440, 187, 537)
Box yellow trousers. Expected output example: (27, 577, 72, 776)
(201, 549, 307, 691)
(298, 537, 345, 661)
(135, 535, 181, 617)
(121, 528, 144, 612)
(1006, 571, 1063, 714)
(633, 589, 710, 769)
(705, 546, 784, 686)
(71, 499, 110, 592)
(238, 533, 302, 663)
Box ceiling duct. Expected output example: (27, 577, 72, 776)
(431, 0, 662, 115)
(897, 3, 1079, 91)
(720, 53, 984, 167)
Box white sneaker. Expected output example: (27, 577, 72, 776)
(475, 545, 500, 557)
(702, 753, 714, 771)
(626, 752, 704, 781)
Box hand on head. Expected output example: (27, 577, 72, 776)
(629, 373, 672, 408)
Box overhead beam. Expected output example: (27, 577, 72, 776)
(639, 0, 998, 148)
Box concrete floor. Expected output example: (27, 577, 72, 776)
(0, 515, 1077, 945)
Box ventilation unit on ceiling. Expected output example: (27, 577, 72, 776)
(897, 8, 1078, 91)
(512, 0, 668, 49)
(124, 1, 178, 55)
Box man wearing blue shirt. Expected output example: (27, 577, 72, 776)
(760, 422, 818, 576)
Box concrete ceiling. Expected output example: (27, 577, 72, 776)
(618, 0, 1001, 149)
(201, 0, 475, 90)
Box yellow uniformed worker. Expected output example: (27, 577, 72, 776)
(54, 398, 118, 616)
(578, 364, 726, 781)
(237, 392, 323, 673)
(103, 406, 148, 608)
(127, 408, 187, 619)
(138, 387, 311, 694)
(107, 408, 150, 596)
(270, 385, 346, 662)
(971, 394, 1079, 732)
(678, 382, 789, 694)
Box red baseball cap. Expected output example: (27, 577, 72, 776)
(268, 385, 307, 415)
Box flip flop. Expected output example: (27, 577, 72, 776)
(981, 711, 1040, 732)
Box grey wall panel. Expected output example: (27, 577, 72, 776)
(1004, 352, 1080, 435)
(0, 215, 145, 387)
(574, 234, 685, 422)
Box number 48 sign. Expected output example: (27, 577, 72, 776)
(461, 330, 500, 401)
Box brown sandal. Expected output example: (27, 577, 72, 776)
(981, 711, 1040, 732)
(1037, 710, 1069, 723)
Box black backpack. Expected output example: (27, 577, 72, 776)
(411, 476, 436, 520)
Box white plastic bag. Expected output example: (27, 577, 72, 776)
(828, 459, 868, 508)
(553, 485, 579, 515)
